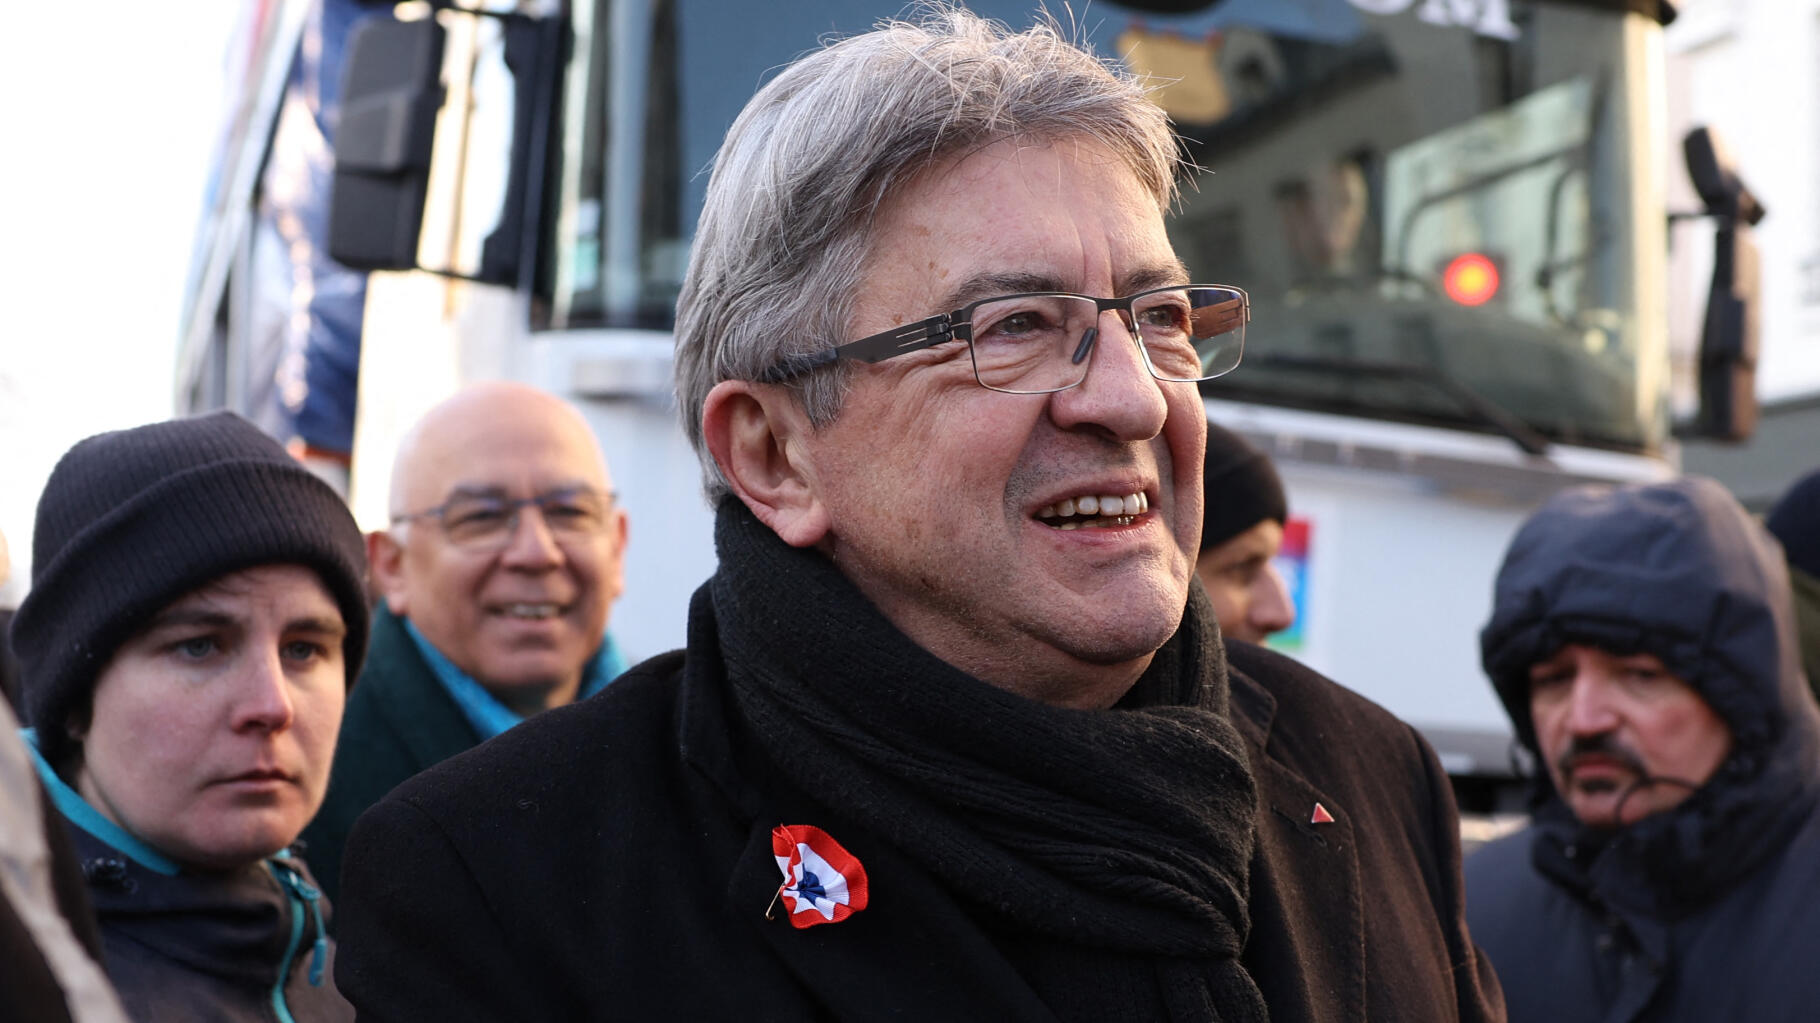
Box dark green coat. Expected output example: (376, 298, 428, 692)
(301, 606, 481, 904)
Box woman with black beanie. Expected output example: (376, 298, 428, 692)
(9, 411, 369, 1021)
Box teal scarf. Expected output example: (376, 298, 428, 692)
(403, 618, 627, 740)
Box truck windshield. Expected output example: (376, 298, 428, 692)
(543, 0, 1663, 452)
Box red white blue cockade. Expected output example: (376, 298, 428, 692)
(770, 824, 869, 929)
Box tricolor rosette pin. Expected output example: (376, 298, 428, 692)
(770, 824, 869, 928)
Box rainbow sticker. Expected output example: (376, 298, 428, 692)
(1268, 516, 1311, 653)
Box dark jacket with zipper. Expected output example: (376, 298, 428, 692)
(66, 823, 351, 1023)
(334, 610, 1503, 1020)
(1466, 477, 1820, 1023)
(17, 767, 347, 1023)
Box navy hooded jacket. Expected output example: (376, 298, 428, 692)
(1465, 477, 1820, 1022)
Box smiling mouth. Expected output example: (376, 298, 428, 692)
(1035, 492, 1150, 530)
(496, 602, 565, 620)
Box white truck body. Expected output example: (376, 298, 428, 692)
(181, 0, 1712, 798)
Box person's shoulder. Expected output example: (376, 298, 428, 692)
(1461, 826, 1550, 941)
(336, 613, 443, 742)
(343, 608, 433, 699)
(338, 650, 698, 935)
(1225, 639, 1417, 747)
(379, 649, 688, 818)
(1463, 825, 1534, 883)
(328, 621, 474, 780)
(1461, 826, 1558, 929)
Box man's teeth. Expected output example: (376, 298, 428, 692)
(502, 603, 561, 619)
(1036, 492, 1149, 527)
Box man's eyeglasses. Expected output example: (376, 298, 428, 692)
(391, 487, 617, 552)
(757, 284, 1249, 394)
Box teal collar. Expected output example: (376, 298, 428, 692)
(401, 617, 627, 741)
(22, 728, 181, 876)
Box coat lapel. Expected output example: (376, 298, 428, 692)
(1229, 663, 1367, 1021)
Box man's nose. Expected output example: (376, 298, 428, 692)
(1047, 309, 1169, 439)
(1251, 563, 1296, 637)
(1563, 675, 1620, 735)
(498, 505, 565, 568)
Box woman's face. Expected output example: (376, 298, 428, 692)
(75, 564, 347, 870)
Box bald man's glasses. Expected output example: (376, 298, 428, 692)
(391, 487, 616, 552)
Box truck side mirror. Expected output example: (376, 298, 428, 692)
(327, 14, 447, 273)
(1684, 126, 1765, 443)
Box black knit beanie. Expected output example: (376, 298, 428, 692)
(10, 412, 369, 766)
(1767, 467, 1820, 581)
(1201, 421, 1288, 552)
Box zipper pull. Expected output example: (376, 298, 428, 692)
(298, 877, 329, 987)
(309, 930, 328, 987)
(275, 859, 331, 987)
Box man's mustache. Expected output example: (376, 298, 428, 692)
(1554, 733, 1647, 783)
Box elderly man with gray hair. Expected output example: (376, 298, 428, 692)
(333, 10, 1503, 1021)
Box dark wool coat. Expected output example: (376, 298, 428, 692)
(1467, 477, 1820, 1022)
(333, 630, 1502, 1021)
(301, 605, 482, 904)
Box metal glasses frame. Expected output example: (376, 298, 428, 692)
(755, 283, 1249, 394)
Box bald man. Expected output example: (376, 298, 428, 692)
(301, 383, 630, 901)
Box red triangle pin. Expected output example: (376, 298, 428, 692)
(1310, 803, 1335, 825)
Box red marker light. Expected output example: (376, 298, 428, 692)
(1443, 253, 1499, 306)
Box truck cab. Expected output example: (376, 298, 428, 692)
(182, 0, 1748, 815)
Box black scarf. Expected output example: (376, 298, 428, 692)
(709, 501, 1267, 1022)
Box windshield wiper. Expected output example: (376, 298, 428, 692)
(1242, 353, 1553, 457)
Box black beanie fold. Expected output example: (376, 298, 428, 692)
(1201, 422, 1288, 552)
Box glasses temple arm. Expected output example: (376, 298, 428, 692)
(756, 313, 957, 383)
(757, 349, 840, 384)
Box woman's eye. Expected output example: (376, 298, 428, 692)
(283, 641, 327, 662)
(175, 636, 217, 659)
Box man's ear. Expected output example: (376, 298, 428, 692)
(602, 506, 630, 604)
(367, 530, 411, 614)
(701, 380, 831, 547)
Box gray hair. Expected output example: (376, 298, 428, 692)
(673, 5, 1181, 502)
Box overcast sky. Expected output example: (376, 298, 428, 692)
(0, 3, 237, 604)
